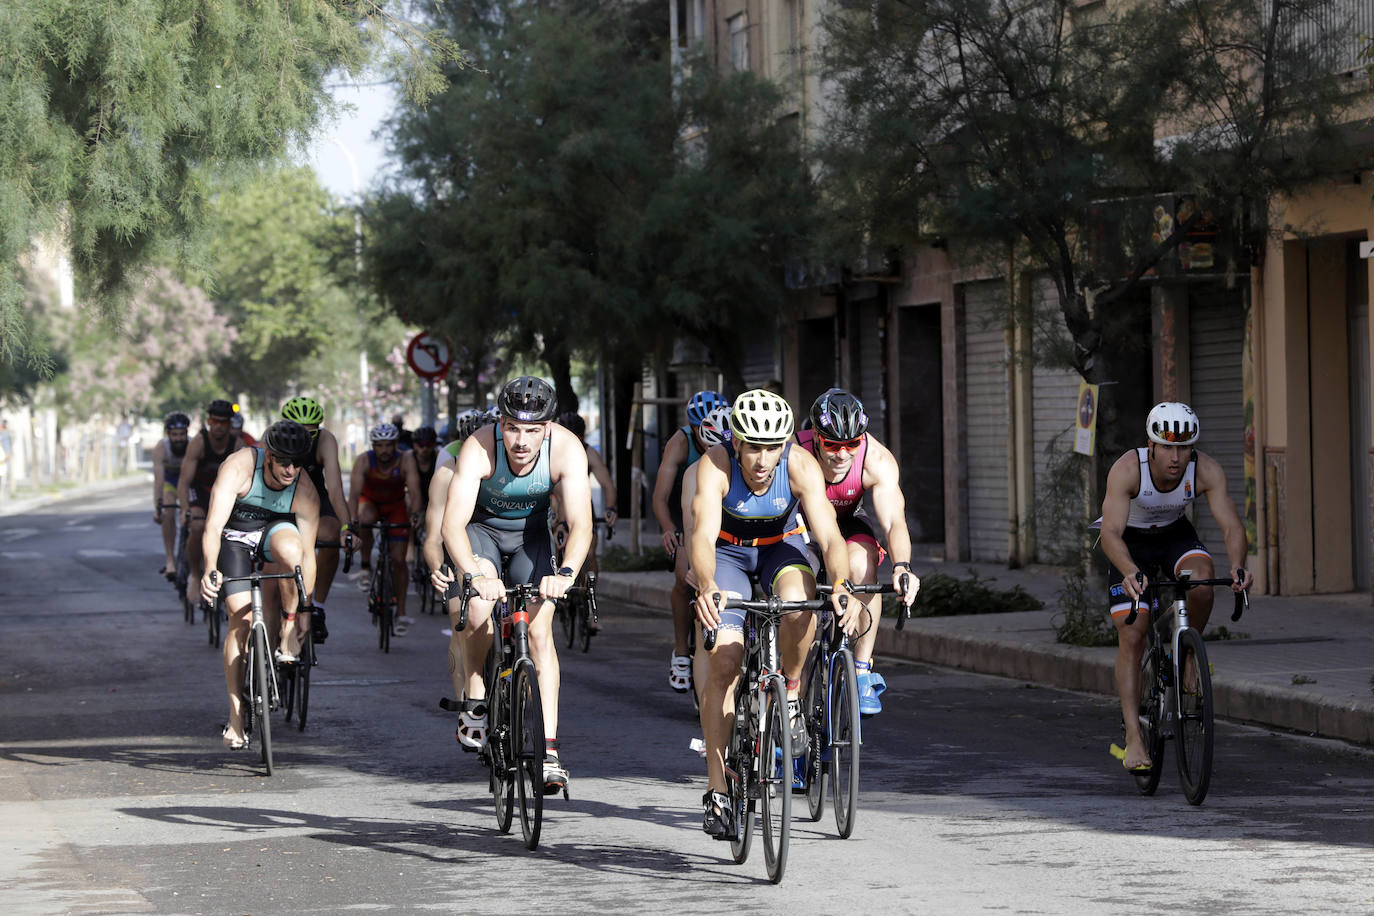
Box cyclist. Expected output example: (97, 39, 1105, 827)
(199, 420, 320, 750)
(152, 411, 190, 579)
(281, 396, 352, 644)
(349, 422, 422, 633)
(413, 425, 439, 515)
(1098, 401, 1252, 771)
(231, 412, 258, 448)
(439, 376, 592, 794)
(688, 388, 855, 838)
(796, 388, 920, 715)
(178, 399, 245, 608)
(652, 389, 728, 695)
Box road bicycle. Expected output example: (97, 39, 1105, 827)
(363, 521, 411, 653)
(552, 517, 612, 652)
(440, 572, 590, 850)
(1125, 567, 1247, 805)
(209, 564, 310, 776)
(704, 591, 839, 885)
(161, 504, 194, 624)
(798, 577, 910, 838)
(411, 521, 439, 616)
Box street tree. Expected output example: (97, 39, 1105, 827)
(0, 0, 463, 370)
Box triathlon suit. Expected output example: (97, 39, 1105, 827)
(711, 442, 810, 632)
(218, 448, 300, 596)
(160, 436, 186, 503)
(189, 430, 240, 509)
(416, 453, 436, 515)
(359, 450, 410, 540)
(466, 435, 555, 584)
(795, 429, 885, 568)
(1103, 447, 1208, 617)
(302, 435, 336, 520)
(667, 425, 703, 534)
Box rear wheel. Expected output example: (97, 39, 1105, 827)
(830, 649, 861, 839)
(727, 686, 754, 865)
(513, 661, 545, 850)
(803, 656, 826, 821)
(1175, 629, 1214, 805)
(251, 626, 274, 776)
(1133, 648, 1166, 795)
(760, 677, 791, 884)
(376, 561, 393, 654)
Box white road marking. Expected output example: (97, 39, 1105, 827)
(2, 551, 43, 560)
(76, 549, 124, 559)
(0, 528, 39, 542)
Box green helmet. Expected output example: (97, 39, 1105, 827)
(281, 396, 324, 426)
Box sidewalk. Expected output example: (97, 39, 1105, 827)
(0, 471, 150, 519)
(596, 560, 1374, 747)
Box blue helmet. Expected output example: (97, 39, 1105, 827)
(686, 390, 726, 426)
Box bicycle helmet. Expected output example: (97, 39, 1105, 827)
(453, 409, 482, 440)
(1146, 401, 1200, 446)
(698, 405, 732, 447)
(810, 388, 869, 441)
(164, 411, 190, 430)
(558, 411, 587, 440)
(729, 389, 794, 445)
(369, 422, 399, 442)
(281, 396, 324, 426)
(414, 425, 437, 445)
(206, 399, 235, 419)
(685, 390, 726, 427)
(264, 420, 314, 463)
(498, 376, 558, 423)
(230, 413, 244, 431)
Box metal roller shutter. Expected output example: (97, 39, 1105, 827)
(1029, 277, 1083, 561)
(1188, 289, 1247, 554)
(963, 281, 1010, 561)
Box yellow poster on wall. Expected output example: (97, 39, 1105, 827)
(1074, 380, 1100, 456)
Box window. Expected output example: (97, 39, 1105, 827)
(729, 12, 750, 71)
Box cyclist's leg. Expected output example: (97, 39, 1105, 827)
(219, 541, 256, 746)
(765, 539, 818, 696)
(459, 522, 503, 703)
(314, 510, 341, 604)
(264, 523, 307, 659)
(703, 547, 752, 795)
(159, 482, 177, 572)
(186, 492, 209, 604)
(1107, 561, 1151, 769)
(386, 503, 411, 624)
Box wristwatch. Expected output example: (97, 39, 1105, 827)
(556, 566, 575, 578)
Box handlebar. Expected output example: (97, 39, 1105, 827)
(1125, 569, 1248, 626)
(701, 591, 846, 651)
(449, 570, 596, 632)
(815, 572, 914, 628)
(208, 565, 311, 611)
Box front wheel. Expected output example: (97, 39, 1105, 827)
(558, 597, 575, 649)
(376, 561, 393, 654)
(830, 649, 861, 838)
(760, 677, 791, 884)
(1134, 649, 1165, 796)
(251, 626, 274, 776)
(727, 686, 754, 865)
(513, 661, 545, 850)
(294, 630, 313, 732)
(489, 670, 514, 833)
(1174, 629, 1214, 805)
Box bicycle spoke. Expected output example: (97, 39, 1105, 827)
(1174, 630, 1214, 805)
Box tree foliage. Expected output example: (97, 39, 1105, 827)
(0, 0, 464, 370)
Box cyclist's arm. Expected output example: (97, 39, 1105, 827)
(552, 428, 593, 577)
(423, 464, 453, 574)
(585, 445, 617, 520)
(318, 429, 353, 525)
(177, 437, 202, 517)
(293, 475, 320, 597)
(1196, 450, 1252, 589)
(151, 442, 166, 514)
(347, 453, 366, 522)
(863, 436, 913, 572)
(1099, 450, 1144, 595)
(200, 450, 252, 578)
(651, 432, 687, 540)
(401, 450, 422, 517)
(440, 436, 490, 579)
(688, 448, 730, 622)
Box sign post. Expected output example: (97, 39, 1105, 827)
(1073, 380, 1099, 456)
(407, 333, 453, 429)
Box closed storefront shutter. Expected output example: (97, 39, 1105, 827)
(855, 299, 885, 435)
(963, 281, 1010, 561)
(1030, 277, 1083, 561)
(1188, 289, 1246, 554)
(740, 336, 778, 391)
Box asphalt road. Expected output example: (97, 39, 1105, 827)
(2, 482, 1372, 914)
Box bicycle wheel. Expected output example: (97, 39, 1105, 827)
(1133, 649, 1165, 795)
(1174, 629, 1214, 805)
(295, 629, 313, 732)
(760, 677, 791, 884)
(251, 626, 274, 775)
(513, 660, 545, 850)
(557, 596, 574, 649)
(727, 686, 754, 864)
(377, 561, 393, 654)
(830, 648, 861, 838)
(578, 593, 593, 654)
(490, 667, 515, 833)
(803, 655, 826, 821)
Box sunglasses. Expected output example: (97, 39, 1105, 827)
(269, 453, 303, 469)
(1152, 426, 1196, 443)
(818, 436, 863, 453)
(207, 417, 231, 427)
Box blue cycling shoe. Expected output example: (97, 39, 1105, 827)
(855, 669, 886, 717)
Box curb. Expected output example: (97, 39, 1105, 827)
(596, 574, 1374, 747)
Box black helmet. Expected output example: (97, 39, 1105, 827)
(557, 411, 587, 440)
(164, 411, 190, 430)
(498, 376, 557, 423)
(809, 388, 869, 441)
(207, 399, 235, 419)
(414, 425, 437, 445)
(264, 420, 314, 464)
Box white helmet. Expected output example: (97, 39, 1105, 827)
(369, 422, 399, 442)
(698, 405, 732, 447)
(1146, 402, 1199, 446)
(729, 389, 794, 445)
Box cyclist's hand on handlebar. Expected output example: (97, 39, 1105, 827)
(430, 563, 455, 595)
(661, 528, 680, 556)
(540, 570, 575, 601)
(1122, 570, 1148, 602)
(893, 568, 920, 607)
(833, 581, 861, 635)
(1231, 567, 1253, 592)
(604, 507, 618, 526)
(200, 570, 220, 604)
(695, 586, 724, 629)
(471, 574, 505, 603)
